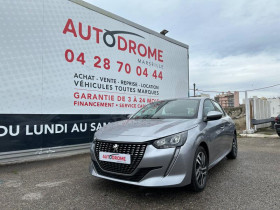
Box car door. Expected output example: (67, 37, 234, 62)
(203, 99, 227, 164)
(211, 100, 233, 155)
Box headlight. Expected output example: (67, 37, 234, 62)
(93, 134, 97, 143)
(153, 131, 188, 149)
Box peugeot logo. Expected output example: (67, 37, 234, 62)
(113, 144, 119, 152)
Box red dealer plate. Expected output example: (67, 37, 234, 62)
(99, 152, 131, 164)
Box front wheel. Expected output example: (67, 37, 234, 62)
(191, 146, 208, 192)
(227, 135, 238, 159)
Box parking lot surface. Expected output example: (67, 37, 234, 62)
(0, 137, 280, 210)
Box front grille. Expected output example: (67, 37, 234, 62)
(93, 161, 160, 182)
(95, 140, 147, 174)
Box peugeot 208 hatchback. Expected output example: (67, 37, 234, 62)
(89, 98, 237, 191)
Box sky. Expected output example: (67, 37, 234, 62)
(85, 0, 280, 101)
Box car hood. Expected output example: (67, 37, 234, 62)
(95, 118, 199, 142)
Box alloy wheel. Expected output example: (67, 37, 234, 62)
(232, 137, 238, 156)
(195, 151, 207, 187)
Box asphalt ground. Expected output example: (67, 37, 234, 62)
(0, 137, 280, 210)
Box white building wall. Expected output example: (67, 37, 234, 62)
(252, 97, 271, 130)
(268, 98, 280, 117)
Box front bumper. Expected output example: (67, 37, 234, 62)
(89, 141, 194, 187)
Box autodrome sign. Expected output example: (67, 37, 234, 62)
(0, 0, 189, 154)
(62, 18, 164, 62)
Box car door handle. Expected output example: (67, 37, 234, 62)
(220, 126, 225, 129)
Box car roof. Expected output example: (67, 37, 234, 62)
(159, 97, 209, 101)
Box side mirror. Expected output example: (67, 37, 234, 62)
(205, 111, 222, 121)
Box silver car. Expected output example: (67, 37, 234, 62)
(89, 97, 237, 191)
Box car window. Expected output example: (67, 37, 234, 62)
(212, 100, 225, 116)
(203, 99, 216, 117)
(131, 99, 200, 119)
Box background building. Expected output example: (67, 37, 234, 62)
(215, 91, 239, 108)
(267, 98, 280, 117)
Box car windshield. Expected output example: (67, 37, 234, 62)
(131, 99, 200, 119)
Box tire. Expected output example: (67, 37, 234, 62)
(227, 135, 238, 159)
(277, 132, 280, 137)
(191, 146, 208, 192)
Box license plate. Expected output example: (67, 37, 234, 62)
(99, 152, 131, 164)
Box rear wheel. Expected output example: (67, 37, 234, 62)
(227, 135, 238, 159)
(191, 146, 208, 192)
